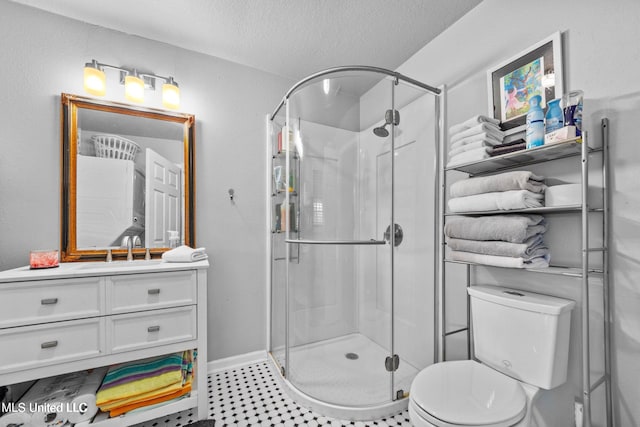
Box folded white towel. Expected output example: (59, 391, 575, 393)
(447, 147, 491, 167)
(450, 122, 504, 144)
(449, 115, 501, 136)
(446, 234, 549, 259)
(162, 245, 208, 263)
(449, 140, 495, 157)
(450, 171, 546, 198)
(449, 132, 503, 151)
(449, 250, 550, 269)
(444, 215, 547, 243)
(448, 190, 544, 212)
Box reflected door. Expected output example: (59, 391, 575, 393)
(145, 148, 182, 248)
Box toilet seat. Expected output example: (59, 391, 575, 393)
(409, 360, 527, 427)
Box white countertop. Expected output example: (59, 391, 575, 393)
(0, 259, 209, 283)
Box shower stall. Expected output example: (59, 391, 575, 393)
(267, 66, 442, 420)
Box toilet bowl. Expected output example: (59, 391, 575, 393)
(409, 360, 539, 427)
(409, 285, 575, 427)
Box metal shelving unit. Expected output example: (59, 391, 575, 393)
(437, 120, 612, 427)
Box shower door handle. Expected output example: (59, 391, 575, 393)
(285, 239, 387, 245)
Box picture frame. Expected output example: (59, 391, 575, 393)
(486, 32, 564, 131)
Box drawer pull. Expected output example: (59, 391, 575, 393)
(147, 325, 160, 333)
(41, 340, 58, 349)
(41, 298, 59, 305)
(147, 289, 161, 295)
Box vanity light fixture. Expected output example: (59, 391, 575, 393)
(161, 77, 180, 110)
(82, 59, 181, 109)
(124, 70, 145, 103)
(83, 60, 106, 96)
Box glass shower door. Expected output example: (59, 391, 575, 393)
(284, 75, 395, 407)
(389, 83, 438, 397)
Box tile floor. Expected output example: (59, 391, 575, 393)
(136, 360, 412, 427)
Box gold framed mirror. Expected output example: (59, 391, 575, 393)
(61, 93, 195, 262)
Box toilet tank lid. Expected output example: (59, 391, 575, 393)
(468, 285, 575, 315)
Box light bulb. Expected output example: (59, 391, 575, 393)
(83, 63, 106, 96)
(125, 74, 145, 103)
(162, 81, 180, 109)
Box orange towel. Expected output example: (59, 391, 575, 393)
(108, 383, 192, 417)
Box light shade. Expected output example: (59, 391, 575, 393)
(84, 64, 106, 96)
(162, 81, 180, 109)
(125, 74, 145, 103)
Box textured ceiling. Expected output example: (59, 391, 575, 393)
(9, 0, 481, 83)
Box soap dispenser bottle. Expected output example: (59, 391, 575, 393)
(526, 95, 544, 149)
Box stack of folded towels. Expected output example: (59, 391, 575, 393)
(96, 351, 194, 418)
(445, 214, 550, 269)
(447, 115, 505, 166)
(448, 170, 546, 212)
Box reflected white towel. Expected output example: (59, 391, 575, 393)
(449, 115, 501, 135)
(162, 245, 208, 262)
(450, 171, 546, 197)
(447, 147, 491, 167)
(448, 190, 544, 212)
(449, 250, 550, 269)
(450, 132, 503, 151)
(450, 122, 504, 144)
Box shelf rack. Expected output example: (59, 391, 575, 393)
(437, 121, 612, 427)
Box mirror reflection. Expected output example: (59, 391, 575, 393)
(62, 94, 195, 261)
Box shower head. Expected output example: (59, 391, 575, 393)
(373, 125, 389, 137)
(372, 109, 400, 138)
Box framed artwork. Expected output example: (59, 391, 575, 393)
(487, 32, 564, 130)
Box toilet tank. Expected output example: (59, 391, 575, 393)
(468, 285, 575, 389)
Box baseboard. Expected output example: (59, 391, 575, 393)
(207, 350, 268, 373)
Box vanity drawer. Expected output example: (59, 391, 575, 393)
(0, 277, 104, 328)
(0, 317, 105, 374)
(108, 306, 197, 353)
(108, 271, 196, 314)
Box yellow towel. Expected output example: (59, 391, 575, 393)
(98, 378, 189, 410)
(108, 383, 192, 417)
(96, 370, 182, 406)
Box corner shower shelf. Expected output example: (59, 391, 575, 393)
(445, 138, 600, 175)
(438, 120, 612, 427)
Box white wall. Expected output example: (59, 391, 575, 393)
(0, 1, 293, 360)
(394, 0, 640, 425)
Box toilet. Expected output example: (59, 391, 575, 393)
(409, 285, 575, 427)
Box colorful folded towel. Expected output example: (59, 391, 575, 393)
(108, 384, 192, 417)
(97, 351, 195, 417)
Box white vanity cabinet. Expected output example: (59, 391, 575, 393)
(0, 260, 209, 427)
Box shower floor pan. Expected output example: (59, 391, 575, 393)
(271, 333, 418, 420)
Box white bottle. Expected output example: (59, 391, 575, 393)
(167, 230, 180, 248)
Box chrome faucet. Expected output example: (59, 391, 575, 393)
(123, 235, 142, 261)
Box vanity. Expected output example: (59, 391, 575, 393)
(0, 260, 208, 426)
